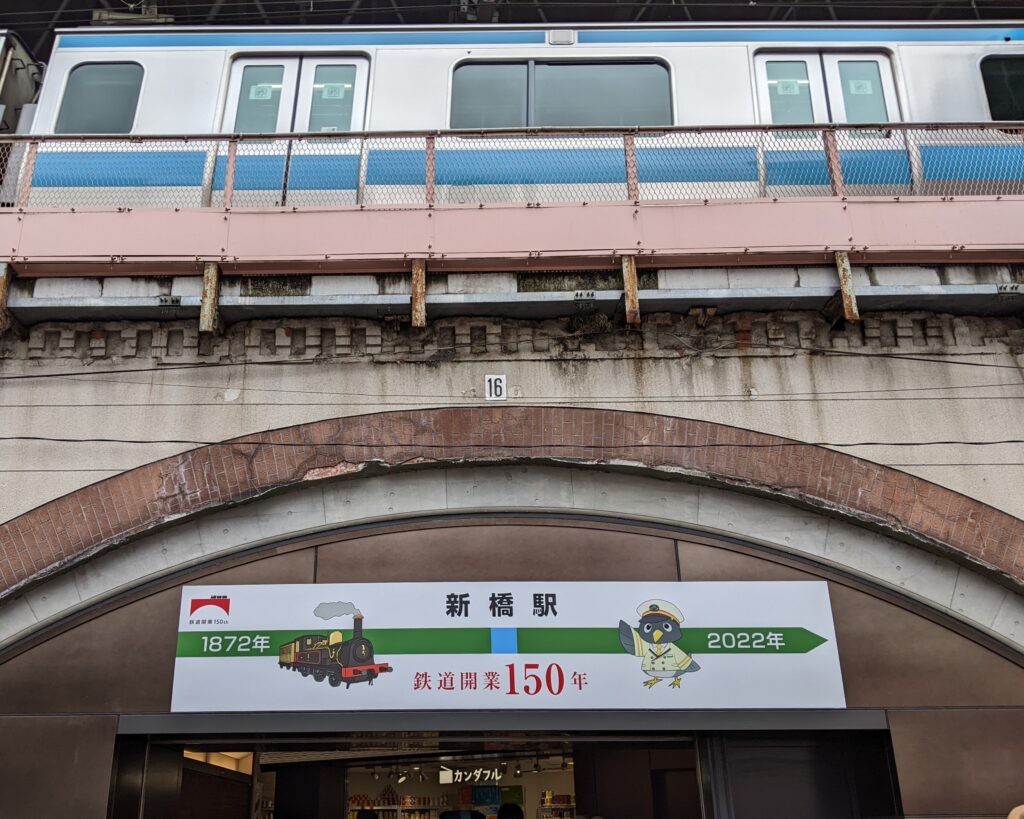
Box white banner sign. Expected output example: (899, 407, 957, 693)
(170, 581, 845, 712)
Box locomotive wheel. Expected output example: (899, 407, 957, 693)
(313, 668, 326, 682)
(301, 668, 309, 677)
(328, 673, 342, 687)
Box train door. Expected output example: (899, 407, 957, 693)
(753, 52, 898, 126)
(217, 56, 368, 206)
(754, 53, 908, 195)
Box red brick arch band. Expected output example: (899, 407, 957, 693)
(0, 406, 1021, 600)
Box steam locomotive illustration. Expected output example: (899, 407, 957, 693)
(278, 614, 392, 689)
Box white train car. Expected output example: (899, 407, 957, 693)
(19, 22, 1024, 207)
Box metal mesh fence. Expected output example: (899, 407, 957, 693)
(1, 124, 1022, 210)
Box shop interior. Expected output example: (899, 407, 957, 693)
(113, 731, 900, 819)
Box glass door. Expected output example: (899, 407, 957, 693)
(821, 54, 899, 125)
(218, 57, 368, 206)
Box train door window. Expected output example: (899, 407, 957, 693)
(451, 63, 528, 128)
(225, 59, 300, 133)
(822, 55, 898, 124)
(533, 62, 671, 126)
(294, 59, 369, 132)
(755, 56, 827, 126)
(756, 53, 898, 126)
(981, 56, 1024, 120)
(55, 62, 143, 134)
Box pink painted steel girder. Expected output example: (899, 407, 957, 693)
(2, 198, 1024, 276)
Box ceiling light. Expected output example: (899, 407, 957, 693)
(398, 770, 409, 784)
(372, 768, 380, 781)
(561, 757, 568, 770)
(514, 762, 522, 778)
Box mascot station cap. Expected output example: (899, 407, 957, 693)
(637, 599, 685, 623)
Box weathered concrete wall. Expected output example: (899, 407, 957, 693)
(0, 308, 1021, 524)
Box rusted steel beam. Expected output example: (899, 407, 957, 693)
(411, 258, 427, 328)
(199, 261, 221, 335)
(0, 263, 23, 337)
(622, 255, 641, 325)
(834, 249, 860, 322)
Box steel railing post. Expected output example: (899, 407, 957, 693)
(223, 138, 238, 208)
(425, 135, 437, 206)
(823, 129, 846, 198)
(623, 132, 640, 202)
(15, 140, 38, 209)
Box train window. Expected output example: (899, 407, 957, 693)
(234, 65, 287, 133)
(451, 63, 528, 129)
(533, 62, 671, 127)
(836, 61, 888, 123)
(763, 61, 816, 125)
(307, 65, 358, 132)
(55, 63, 143, 134)
(451, 61, 670, 128)
(981, 57, 1024, 120)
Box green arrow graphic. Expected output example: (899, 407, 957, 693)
(176, 627, 826, 658)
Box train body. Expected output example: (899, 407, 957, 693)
(26, 22, 1024, 134)
(278, 614, 392, 688)
(8, 22, 1024, 206)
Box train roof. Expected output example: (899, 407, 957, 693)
(50, 21, 1024, 49)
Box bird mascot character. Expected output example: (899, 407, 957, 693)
(619, 599, 700, 689)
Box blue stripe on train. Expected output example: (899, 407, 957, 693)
(58, 30, 547, 49)
(637, 147, 758, 182)
(578, 27, 1024, 44)
(32, 151, 209, 187)
(56, 27, 1023, 50)
(920, 144, 1024, 181)
(28, 145, 1024, 191)
(211, 155, 360, 190)
(765, 149, 913, 186)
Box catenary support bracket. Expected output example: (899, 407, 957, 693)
(412, 259, 427, 328)
(199, 262, 222, 335)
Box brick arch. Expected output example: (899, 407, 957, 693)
(0, 407, 1021, 599)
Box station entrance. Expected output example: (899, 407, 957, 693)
(111, 730, 901, 819)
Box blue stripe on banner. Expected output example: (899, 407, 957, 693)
(579, 27, 1024, 44)
(58, 30, 546, 49)
(921, 144, 1024, 181)
(32, 151, 208, 187)
(490, 628, 518, 654)
(437, 149, 627, 185)
(636, 146, 759, 183)
(288, 155, 361, 190)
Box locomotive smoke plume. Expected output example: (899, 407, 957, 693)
(313, 601, 362, 620)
